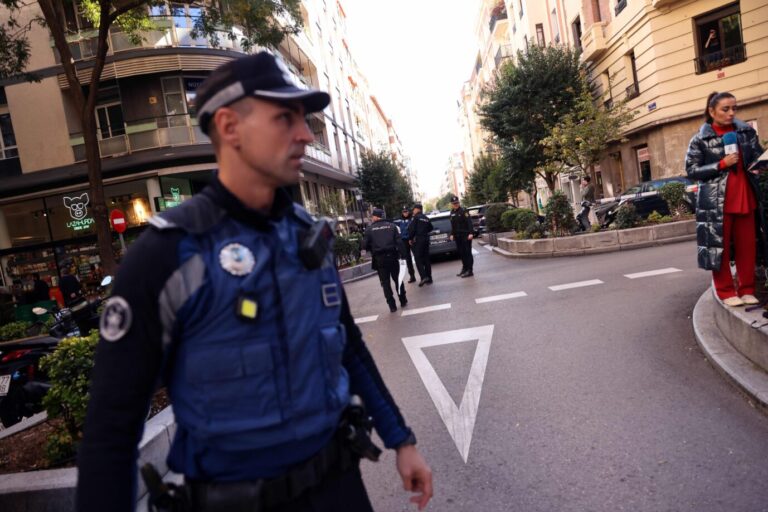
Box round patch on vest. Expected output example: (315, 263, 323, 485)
(219, 243, 256, 276)
(100, 296, 132, 342)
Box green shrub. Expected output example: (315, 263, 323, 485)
(659, 182, 687, 215)
(525, 222, 546, 239)
(615, 202, 640, 229)
(660, 215, 674, 223)
(0, 320, 32, 341)
(647, 210, 663, 224)
(40, 331, 99, 465)
(514, 210, 538, 232)
(544, 191, 575, 236)
(501, 209, 520, 231)
(590, 223, 602, 233)
(485, 203, 511, 233)
(334, 235, 361, 267)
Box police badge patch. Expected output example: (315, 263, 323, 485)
(100, 296, 133, 342)
(219, 243, 256, 276)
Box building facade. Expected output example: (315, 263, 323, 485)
(0, 0, 411, 294)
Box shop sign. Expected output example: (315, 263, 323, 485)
(63, 193, 95, 231)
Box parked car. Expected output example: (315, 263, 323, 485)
(465, 204, 488, 235)
(595, 176, 696, 226)
(426, 212, 457, 258)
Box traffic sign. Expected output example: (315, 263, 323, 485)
(110, 209, 127, 233)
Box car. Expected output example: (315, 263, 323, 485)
(465, 204, 488, 235)
(426, 212, 457, 257)
(595, 176, 696, 225)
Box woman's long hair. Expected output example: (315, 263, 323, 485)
(704, 91, 735, 124)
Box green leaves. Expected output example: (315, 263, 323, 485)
(358, 150, 414, 219)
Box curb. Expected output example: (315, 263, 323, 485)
(692, 289, 768, 412)
(491, 233, 695, 259)
(342, 270, 377, 283)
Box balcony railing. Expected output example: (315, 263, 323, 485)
(305, 142, 332, 166)
(69, 113, 208, 161)
(495, 44, 515, 69)
(694, 44, 747, 74)
(489, 10, 508, 33)
(625, 82, 639, 99)
(54, 16, 248, 63)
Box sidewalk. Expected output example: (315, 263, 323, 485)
(692, 287, 768, 412)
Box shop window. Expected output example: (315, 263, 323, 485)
(157, 176, 193, 210)
(694, 3, 744, 74)
(104, 181, 151, 227)
(47, 190, 98, 241)
(0, 199, 50, 247)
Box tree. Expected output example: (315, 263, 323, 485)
(319, 190, 346, 219)
(464, 153, 509, 205)
(479, 44, 584, 193)
(541, 72, 637, 183)
(435, 192, 455, 211)
(357, 150, 414, 219)
(0, 0, 302, 274)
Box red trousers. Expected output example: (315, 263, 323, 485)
(713, 212, 756, 299)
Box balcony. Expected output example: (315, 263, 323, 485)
(494, 44, 515, 69)
(694, 44, 747, 74)
(305, 142, 333, 166)
(580, 22, 607, 63)
(488, 5, 508, 34)
(625, 82, 639, 100)
(69, 113, 208, 161)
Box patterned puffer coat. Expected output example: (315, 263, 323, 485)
(685, 119, 765, 271)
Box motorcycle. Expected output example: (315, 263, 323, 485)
(595, 196, 632, 229)
(0, 276, 112, 428)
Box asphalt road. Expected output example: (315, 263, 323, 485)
(345, 241, 768, 512)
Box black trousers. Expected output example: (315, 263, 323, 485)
(412, 238, 431, 280)
(376, 257, 406, 307)
(455, 235, 474, 272)
(401, 241, 416, 278)
(266, 465, 373, 512)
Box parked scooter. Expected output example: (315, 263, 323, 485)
(596, 196, 631, 229)
(575, 201, 592, 232)
(0, 276, 112, 428)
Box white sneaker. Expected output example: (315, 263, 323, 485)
(722, 296, 745, 307)
(740, 294, 759, 305)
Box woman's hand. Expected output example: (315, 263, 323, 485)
(722, 153, 739, 168)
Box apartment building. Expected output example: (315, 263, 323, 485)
(459, 0, 768, 204)
(0, 0, 410, 291)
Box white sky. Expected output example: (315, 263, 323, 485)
(342, 1, 480, 199)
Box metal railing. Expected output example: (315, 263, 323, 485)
(68, 113, 208, 161)
(625, 82, 639, 100)
(694, 44, 747, 74)
(495, 44, 515, 68)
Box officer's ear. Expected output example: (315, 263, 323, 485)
(212, 106, 243, 150)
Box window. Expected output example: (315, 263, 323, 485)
(518, 0, 524, 18)
(0, 112, 18, 160)
(536, 24, 545, 46)
(93, 85, 125, 139)
(162, 77, 190, 127)
(693, 3, 745, 74)
(572, 17, 582, 50)
(636, 145, 651, 182)
(615, 0, 627, 16)
(550, 9, 560, 44)
(592, 0, 603, 22)
(626, 52, 639, 99)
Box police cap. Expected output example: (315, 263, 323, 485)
(195, 51, 331, 135)
(412, 203, 423, 210)
(372, 208, 385, 218)
(450, 195, 460, 203)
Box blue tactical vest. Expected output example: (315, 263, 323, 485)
(150, 191, 350, 454)
(393, 218, 411, 240)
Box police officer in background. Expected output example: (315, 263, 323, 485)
(76, 52, 432, 512)
(408, 203, 434, 287)
(364, 208, 408, 312)
(449, 196, 474, 278)
(393, 206, 417, 283)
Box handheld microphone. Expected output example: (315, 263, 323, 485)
(723, 131, 738, 155)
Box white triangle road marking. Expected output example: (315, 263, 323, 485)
(471, 248, 479, 255)
(402, 325, 494, 463)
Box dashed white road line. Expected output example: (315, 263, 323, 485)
(475, 291, 527, 304)
(355, 315, 379, 324)
(401, 303, 451, 317)
(548, 279, 604, 291)
(624, 267, 682, 279)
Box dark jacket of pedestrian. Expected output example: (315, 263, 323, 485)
(450, 207, 474, 237)
(364, 219, 405, 260)
(685, 118, 765, 271)
(408, 213, 433, 240)
(32, 275, 50, 303)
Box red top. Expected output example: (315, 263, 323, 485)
(712, 123, 757, 214)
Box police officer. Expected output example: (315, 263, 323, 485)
(449, 196, 474, 278)
(364, 208, 407, 312)
(76, 52, 432, 512)
(407, 203, 434, 287)
(393, 206, 417, 283)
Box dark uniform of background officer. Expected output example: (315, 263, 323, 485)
(449, 196, 474, 278)
(407, 203, 434, 287)
(76, 52, 432, 512)
(364, 208, 408, 312)
(393, 206, 417, 283)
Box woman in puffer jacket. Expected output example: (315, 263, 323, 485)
(685, 91, 765, 307)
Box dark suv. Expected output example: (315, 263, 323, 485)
(465, 205, 488, 235)
(595, 176, 696, 224)
(426, 212, 457, 257)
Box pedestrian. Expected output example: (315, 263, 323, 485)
(685, 91, 766, 307)
(364, 208, 408, 312)
(449, 196, 475, 277)
(58, 266, 82, 306)
(408, 203, 434, 287)
(393, 205, 417, 283)
(580, 175, 595, 203)
(30, 273, 50, 303)
(76, 52, 432, 512)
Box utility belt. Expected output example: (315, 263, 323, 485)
(142, 396, 381, 512)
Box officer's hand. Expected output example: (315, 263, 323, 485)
(467, 234, 474, 241)
(396, 445, 433, 510)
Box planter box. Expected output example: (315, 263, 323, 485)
(652, 220, 694, 240)
(337, 260, 374, 282)
(617, 226, 653, 245)
(713, 293, 768, 373)
(583, 231, 619, 249)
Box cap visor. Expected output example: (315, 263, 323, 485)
(252, 86, 330, 113)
